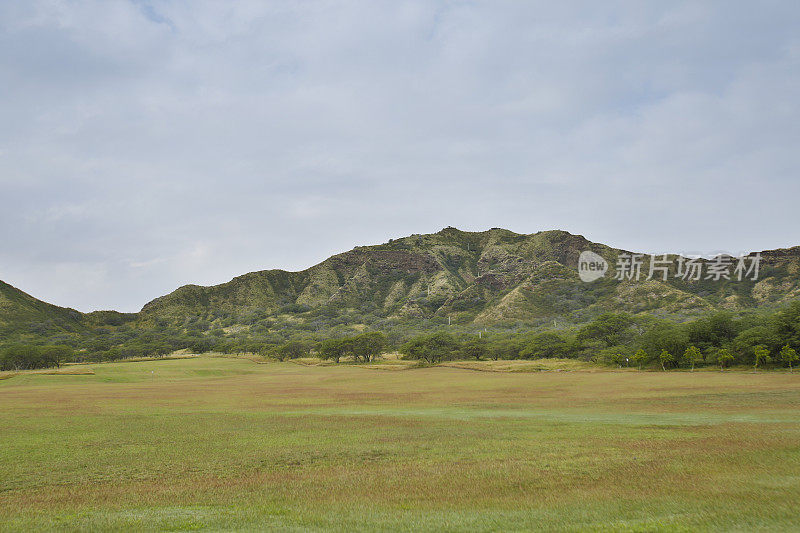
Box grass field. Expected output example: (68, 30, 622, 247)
(1, 357, 800, 531)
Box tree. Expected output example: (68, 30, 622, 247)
(610, 351, 627, 368)
(717, 348, 734, 370)
(520, 332, 567, 359)
(642, 323, 689, 362)
(0, 345, 34, 371)
(276, 341, 306, 361)
(352, 332, 387, 362)
(753, 345, 771, 371)
(687, 312, 738, 351)
(461, 337, 487, 360)
(659, 349, 675, 371)
(487, 338, 521, 361)
(319, 338, 351, 363)
(774, 301, 800, 349)
(632, 348, 647, 370)
(254, 343, 277, 358)
(0, 345, 67, 371)
(400, 332, 459, 364)
(780, 345, 799, 372)
(733, 326, 780, 364)
(577, 313, 632, 347)
(682, 345, 703, 372)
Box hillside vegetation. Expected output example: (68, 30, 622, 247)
(138, 227, 800, 324)
(2, 228, 800, 370)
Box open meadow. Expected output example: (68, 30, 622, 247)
(2, 356, 800, 531)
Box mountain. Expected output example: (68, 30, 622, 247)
(138, 228, 800, 326)
(3, 228, 800, 337)
(0, 280, 84, 336)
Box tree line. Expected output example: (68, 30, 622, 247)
(3, 301, 800, 372)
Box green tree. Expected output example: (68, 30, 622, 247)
(659, 349, 675, 371)
(642, 323, 689, 362)
(717, 348, 734, 370)
(520, 332, 566, 359)
(610, 351, 627, 368)
(780, 345, 799, 372)
(753, 345, 771, 371)
(682, 345, 703, 372)
(319, 338, 352, 363)
(687, 312, 738, 352)
(632, 348, 648, 370)
(577, 313, 632, 347)
(277, 341, 306, 361)
(462, 337, 487, 360)
(0, 345, 75, 370)
(255, 343, 276, 358)
(774, 302, 800, 349)
(733, 326, 780, 363)
(400, 332, 459, 364)
(352, 332, 387, 362)
(487, 338, 521, 360)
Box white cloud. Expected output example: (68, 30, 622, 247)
(1, 0, 798, 311)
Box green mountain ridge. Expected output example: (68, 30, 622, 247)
(139, 227, 800, 325)
(0, 280, 84, 334)
(141, 228, 612, 323)
(4, 228, 800, 336)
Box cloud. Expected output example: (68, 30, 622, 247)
(1, 0, 798, 311)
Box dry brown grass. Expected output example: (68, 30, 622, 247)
(439, 358, 601, 372)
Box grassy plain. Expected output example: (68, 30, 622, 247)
(1, 356, 800, 531)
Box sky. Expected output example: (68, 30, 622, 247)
(1, 1, 799, 313)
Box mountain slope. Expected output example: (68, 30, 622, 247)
(3, 228, 799, 336)
(0, 281, 84, 336)
(138, 228, 800, 326)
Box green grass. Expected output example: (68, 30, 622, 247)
(2, 357, 800, 531)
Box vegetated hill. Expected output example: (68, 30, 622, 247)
(139, 228, 800, 327)
(0, 280, 84, 336)
(0, 281, 139, 338)
(3, 228, 799, 336)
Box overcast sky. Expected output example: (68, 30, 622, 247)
(1, 1, 799, 312)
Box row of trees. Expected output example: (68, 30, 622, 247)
(607, 302, 800, 370)
(624, 344, 799, 372)
(0, 345, 73, 371)
(4, 300, 800, 372)
(392, 303, 800, 370)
